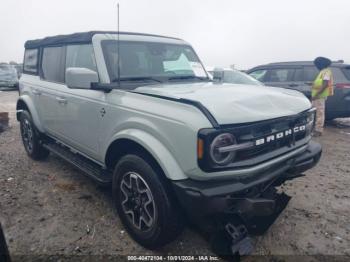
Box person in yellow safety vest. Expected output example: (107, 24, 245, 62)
(312, 57, 334, 136)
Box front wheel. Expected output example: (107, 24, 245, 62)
(113, 154, 183, 249)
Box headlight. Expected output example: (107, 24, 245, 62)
(209, 133, 236, 165)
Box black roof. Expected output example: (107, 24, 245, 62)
(248, 60, 347, 71)
(25, 31, 181, 49)
(268, 60, 345, 66)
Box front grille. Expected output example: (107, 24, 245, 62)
(231, 113, 309, 162)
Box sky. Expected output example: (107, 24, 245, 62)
(0, 0, 349, 69)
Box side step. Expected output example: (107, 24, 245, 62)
(43, 142, 112, 185)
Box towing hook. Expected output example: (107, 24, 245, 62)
(209, 222, 254, 259)
(225, 223, 254, 256)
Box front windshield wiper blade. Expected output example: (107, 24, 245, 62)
(168, 75, 210, 81)
(112, 76, 163, 83)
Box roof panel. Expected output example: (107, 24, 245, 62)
(25, 31, 181, 49)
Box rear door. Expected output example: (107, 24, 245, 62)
(37, 46, 67, 136)
(326, 66, 350, 119)
(291, 66, 319, 99)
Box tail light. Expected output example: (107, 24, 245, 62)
(335, 83, 350, 89)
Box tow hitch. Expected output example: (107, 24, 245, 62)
(225, 223, 253, 255)
(208, 190, 291, 258)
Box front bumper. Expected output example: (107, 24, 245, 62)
(172, 140, 321, 230)
(0, 82, 18, 89)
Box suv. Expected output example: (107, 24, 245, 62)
(247, 61, 350, 120)
(17, 31, 321, 251)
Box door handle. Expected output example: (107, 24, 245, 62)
(55, 97, 67, 104)
(288, 84, 298, 87)
(32, 89, 42, 95)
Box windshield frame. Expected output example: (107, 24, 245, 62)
(100, 40, 210, 88)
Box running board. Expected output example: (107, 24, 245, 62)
(43, 142, 112, 185)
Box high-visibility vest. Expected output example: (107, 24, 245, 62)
(312, 68, 334, 98)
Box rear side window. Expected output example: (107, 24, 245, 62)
(294, 66, 318, 82)
(342, 67, 350, 80)
(266, 68, 294, 82)
(249, 69, 267, 81)
(23, 49, 38, 74)
(41, 46, 65, 83)
(66, 44, 98, 72)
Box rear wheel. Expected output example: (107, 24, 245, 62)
(113, 154, 183, 249)
(20, 111, 49, 160)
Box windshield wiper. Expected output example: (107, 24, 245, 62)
(168, 75, 210, 81)
(112, 76, 163, 83)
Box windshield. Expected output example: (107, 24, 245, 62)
(101, 40, 209, 83)
(222, 70, 263, 86)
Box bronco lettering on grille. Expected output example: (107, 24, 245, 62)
(255, 124, 306, 146)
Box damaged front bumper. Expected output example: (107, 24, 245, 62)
(172, 140, 321, 231)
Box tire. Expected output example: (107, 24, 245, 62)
(20, 110, 49, 160)
(112, 154, 184, 249)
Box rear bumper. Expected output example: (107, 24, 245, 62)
(172, 141, 321, 221)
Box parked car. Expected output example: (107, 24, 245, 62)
(247, 61, 350, 120)
(17, 31, 321, 253)
(0, 64, 19, 90)
(207, 67, 264, 85)
(14, 64, 23, 78)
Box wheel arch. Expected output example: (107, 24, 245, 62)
(16, 96, 44, 132)
(104, 130, 187, 181)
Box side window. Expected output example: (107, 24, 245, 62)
(41, 46, 65, 83)
(23, 49, 38, 74)
(341, 67, 350, 80)
(331, 67, 346, 82)
(249, 69, 267, 81)
(294, 67, 319, 82)
(66, 44, 97, 72)
(266, 68, 294, 82)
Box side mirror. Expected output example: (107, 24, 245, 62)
(213, 67, 224, 82)
(65, 67, 98, 89)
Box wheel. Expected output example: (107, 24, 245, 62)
(20, 110, 49, 160)
(112, 154, 184, 249)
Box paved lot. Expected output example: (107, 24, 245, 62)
(0, 91, 350, 261)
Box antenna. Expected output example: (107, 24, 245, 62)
(117, 3, 121, 87)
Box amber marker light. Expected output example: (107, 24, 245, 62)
(197, 138, 204, 160)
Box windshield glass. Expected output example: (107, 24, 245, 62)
(223, 70, 263, 86)
(101, 40, 208, 82)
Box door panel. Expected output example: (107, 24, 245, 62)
(56, 87, 106, 160)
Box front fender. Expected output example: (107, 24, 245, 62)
(105, 129, 187, 181)
(17, 95, 44, 132)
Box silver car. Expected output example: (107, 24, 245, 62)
(0, 64, 18, 90)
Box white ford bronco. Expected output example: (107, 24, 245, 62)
(17, 31, 321, 253)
